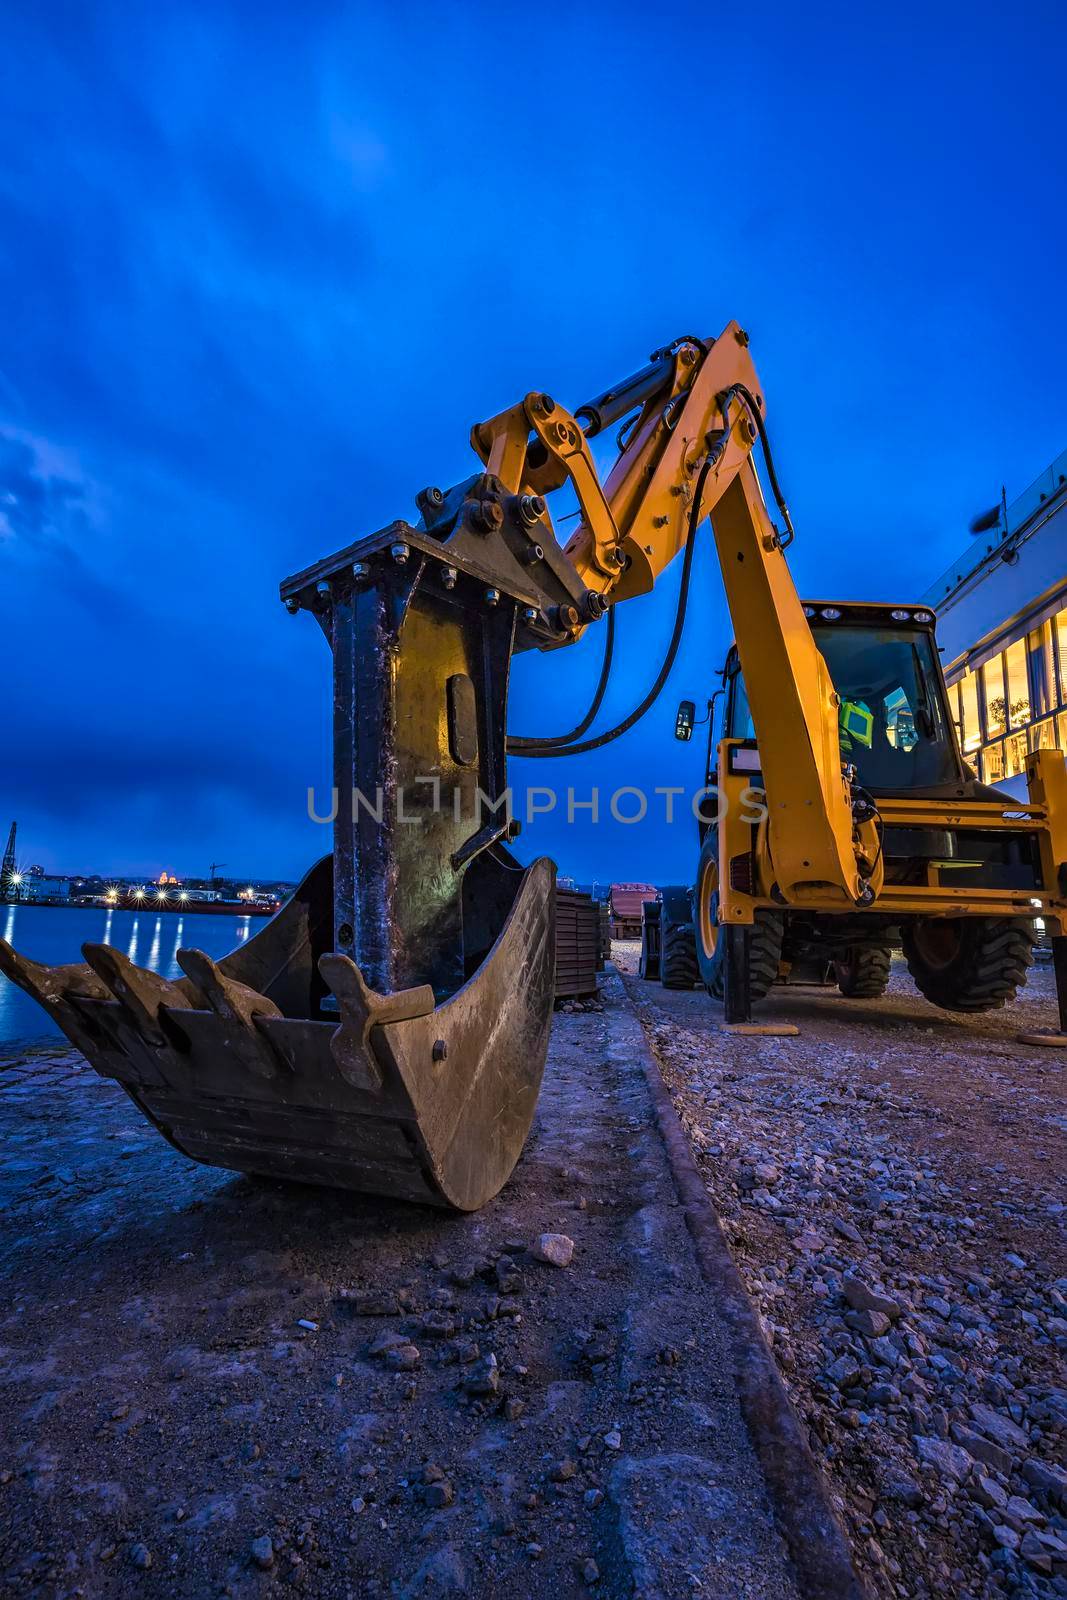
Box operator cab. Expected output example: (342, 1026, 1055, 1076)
(721, 601, 967, 797)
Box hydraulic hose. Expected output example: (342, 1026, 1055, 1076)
(720, 383, 794, 546)
(507, 605, 616, 751)
(511, 453, 714, 758)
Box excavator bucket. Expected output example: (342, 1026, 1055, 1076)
(0, 512, 562, 1209)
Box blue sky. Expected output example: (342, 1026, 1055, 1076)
(2, 0, 1064, 885)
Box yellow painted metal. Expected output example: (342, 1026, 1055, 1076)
(1026, 748, 1067, 934)
(564, 325, 765, 600)
(471, 394, 623, 579)
(474, 324, 1067, 938)
(710, 468, 882, 907)
(721, 1023, 800, 1037)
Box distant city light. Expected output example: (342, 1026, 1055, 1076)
(10, 872, 23, 885)
(133, 888, 145, 900)
(179, 891, 189, 902)
(156, 889, 168, 902)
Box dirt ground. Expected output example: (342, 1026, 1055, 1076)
(616, 944, 1067, 1600)
(0, 979, 806, 1600)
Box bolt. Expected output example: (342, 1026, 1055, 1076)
(390, 542, 410, 564)
(679, 346, 698, 366)
(652, 514, 669, 528)
(432, 1039, 448, 1063)
(584, 591, 608, 620)
(608, 546, 626, 566)
(523, 606, 540, 624)
(540, 394, 556, 414)
(552, 604, 580, 632)
(416, 485, 446, 521)
(351, 561, 370, 579)
(744, 418, 757, 442)
(471, 498, 504, 534)
(552, 421, 570, 446)
(284, 597, 300, 614)
(316, 581, 332, 601)
(519, 543, 545, 566)
(441, 567, 458, 590)
(517, 493, 546, 527)
(485, 588, 500, 606)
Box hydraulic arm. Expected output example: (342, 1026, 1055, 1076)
(469, 323, 882, 905)
(0, 326, 903, 1209)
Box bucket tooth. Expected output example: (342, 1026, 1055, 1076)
(318, 952, 434, 1091)
(81, 943, 200, 1047)
(0, 938, 110, 1014)
(175, 948, 285, 1081)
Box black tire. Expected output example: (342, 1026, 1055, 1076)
(693, 828, 783, 1001)
(834, 946, 892, 999)
(639, 902, 661, 981)
(661, 919, 699, 989)
(902, 916, 1037, 1013)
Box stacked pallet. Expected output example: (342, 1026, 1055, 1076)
(555, 888, 601, 999)
(598, 903, 611, 968)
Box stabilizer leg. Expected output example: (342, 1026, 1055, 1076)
(1017, 933, 1067, 1048)
(720, 923, 799, 1038)
(723, 924, 751, 1026)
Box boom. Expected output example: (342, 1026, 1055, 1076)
(472, 323, 880, 906)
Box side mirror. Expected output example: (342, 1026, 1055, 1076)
(674, 699, 696, 742)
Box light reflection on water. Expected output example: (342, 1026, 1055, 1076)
(0, 904, 257, 1048)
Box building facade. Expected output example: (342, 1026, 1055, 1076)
(923, 448, 1067, 795)
(21, 876, 71, 901)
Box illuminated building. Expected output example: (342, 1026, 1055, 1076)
(924, 448, 1067, 798)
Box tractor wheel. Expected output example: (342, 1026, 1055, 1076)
(902, 917, 1037, 1013)
(694, 829, 783, 1001)
(834, 945, 893, 999)
(661, 919, 699, 989)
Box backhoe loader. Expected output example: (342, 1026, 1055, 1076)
(4, 325, 1066, 1210)
(652, 610, 1064, 1020)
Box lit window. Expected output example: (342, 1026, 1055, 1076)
(983, 656, 1006, 738)
(1031, 720, 1055, 751)
(959, 671, 981, 752)
(1028, 624, 1055, 719)
(1005, 730, 1029, 778)
(1004, 640, 1031, 729)
(981, 742, 1006, 784)
(1051, 608, 1067, 706)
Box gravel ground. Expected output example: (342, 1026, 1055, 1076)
(616, 943, 1067, 1600)
(0, 982, 807, 1600)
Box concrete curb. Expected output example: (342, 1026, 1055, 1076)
(611, 969, 869, 1600)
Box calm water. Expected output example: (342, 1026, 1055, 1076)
(0, 903, 256, 1047)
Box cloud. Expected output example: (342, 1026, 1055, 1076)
(0, 430, 89, 552)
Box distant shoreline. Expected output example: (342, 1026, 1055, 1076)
(1, 898, 275, 918)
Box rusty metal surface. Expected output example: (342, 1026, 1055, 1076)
(0, 856, 556, 1210)
(1, 505, 569, 1210)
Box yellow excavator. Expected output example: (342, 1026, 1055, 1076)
(4, 325, 1066, 1209)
